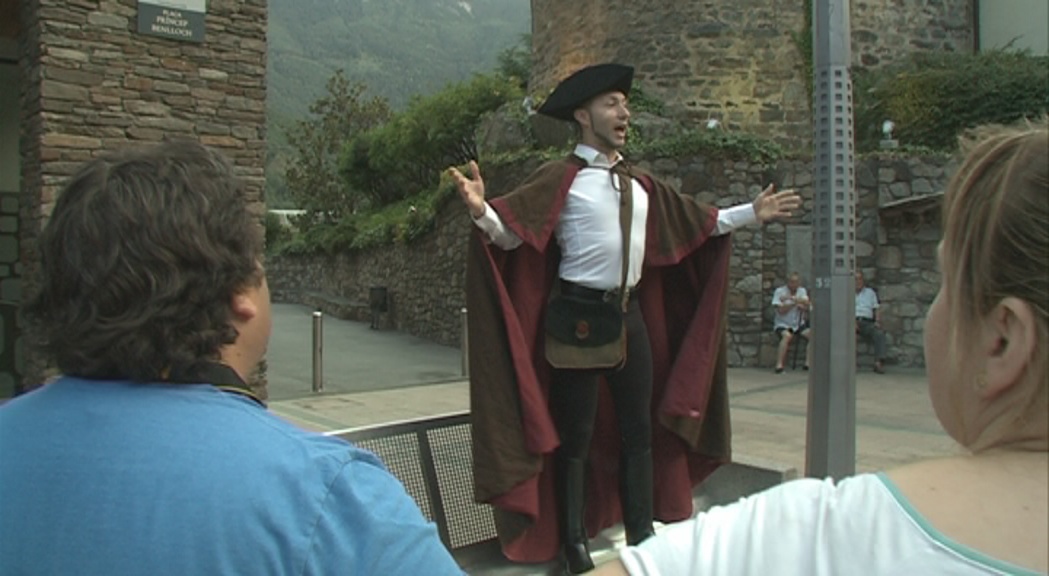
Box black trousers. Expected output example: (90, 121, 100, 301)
(548, 298, 653, 470)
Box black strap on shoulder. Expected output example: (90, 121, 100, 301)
(167, 362, 265, 408)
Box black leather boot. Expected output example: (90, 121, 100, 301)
(620, 448, 655, 546)
(557, 456, 594, 574)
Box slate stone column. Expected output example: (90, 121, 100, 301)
(19, 0, 268, 393)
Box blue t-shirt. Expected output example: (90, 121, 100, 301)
(0, 377, 464, 575)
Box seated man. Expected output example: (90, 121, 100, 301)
(855, 271, 888, 373)
(771, 272, 811, 372)
(0, 141, 463, 575)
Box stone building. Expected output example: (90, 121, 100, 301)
(0, 0, 267, 397)
(529, 0, 1045, 145)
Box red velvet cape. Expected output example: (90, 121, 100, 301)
(465, 155, 733, 563)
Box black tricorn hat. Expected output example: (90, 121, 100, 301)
(537, 63, 634, 122)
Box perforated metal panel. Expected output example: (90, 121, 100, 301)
(328, 412, 497, 552)
(352, 434, 435, 522)
(428, 425, 497, 549)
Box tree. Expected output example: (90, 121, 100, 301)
(496, 33, 532, 91)
(284, 70, 391, 224)
(340, 72, 522, 206)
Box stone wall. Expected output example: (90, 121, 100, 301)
(529, 0, 972, 144)
(268, 152, 954, 370)
(19, 0, 267, 388)
(267, 158, 549, 347)
(852, 0, 973, 67)
(268, 199, 474, 347)
(862, 156, 952, 367)
(529, 0, 810, 145)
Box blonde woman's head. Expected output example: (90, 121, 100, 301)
(925, 121, 1048, 451)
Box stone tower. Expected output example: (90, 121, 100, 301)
(529, 0, 973, 144)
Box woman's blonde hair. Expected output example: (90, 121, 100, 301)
(941, 120, 1048, 381)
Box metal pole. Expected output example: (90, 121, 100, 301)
(461, 307, 469, 378)
(312, 311, 324, 393)
(807, 0, 857, 480)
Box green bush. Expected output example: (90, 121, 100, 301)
(340, 72, 524, 207)
(264, 212, 292, 251)
(496, 34, 532, 91)
(629, 84, 667, 116)
(854, 50, 1048, 151)
(273, 177, 458, 256)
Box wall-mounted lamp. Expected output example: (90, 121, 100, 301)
(880, 119, 898, 149)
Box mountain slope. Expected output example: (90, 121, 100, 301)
(264, 0, 531, 205)
(267, 0, 531, 119)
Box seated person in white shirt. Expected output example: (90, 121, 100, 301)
(593, 124, 1049, 576)
(771, 272, 811, 372)
(448, 63, 802, 574)
(855, 270, 888, 373)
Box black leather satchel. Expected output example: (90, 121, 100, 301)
(544, 295, 627, 369)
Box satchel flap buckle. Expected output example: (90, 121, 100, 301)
(575, 320, 591, 340)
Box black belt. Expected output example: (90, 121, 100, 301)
(857, 317, 875, 322)
(560, 280, 638, 304)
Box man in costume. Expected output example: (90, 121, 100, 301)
(449, 63, 800, 573)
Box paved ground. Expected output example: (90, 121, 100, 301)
(270, 366, 957, 476)
(265, 303, 464, 401)
(266, 301, 957, 475)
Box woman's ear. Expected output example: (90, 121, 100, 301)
(982, 297, 1038, 398)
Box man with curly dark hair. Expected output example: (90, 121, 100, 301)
(0, 140, 463, 575)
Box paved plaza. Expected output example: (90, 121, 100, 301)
(267, 302, 958, 477)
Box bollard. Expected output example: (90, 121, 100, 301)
(461, 307, 469, 378)
(312, 311, 324, 393)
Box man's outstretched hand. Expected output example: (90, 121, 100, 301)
(448, 160, 487, 219)
(753, 184, 802, 223)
